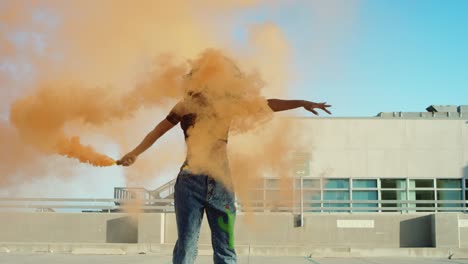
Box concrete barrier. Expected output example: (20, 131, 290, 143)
(0, 212, 138, 243)
(164, 213, 433, 248)
(0, 212, 466, 251)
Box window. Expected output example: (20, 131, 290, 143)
(324, 191, 350, 212)
(437, 179, 462, 211)
(353, 179, 377, 188)
(353, 191, 378, 212)
(265, 190, 280, 201)
(437, 190, 462, 209)
(303, 190, 321, 212)
(246, 177, 465, 213)
(409, 179, 434, 188)
(247, 190, 264, 201)
(324, 179, 350, 212)
(265, 179, 279, 189)
(380, 179, 407, 212)
(324, 179, 349, 189)
(409, 179, 435, 212)
(244, 189, 264, 208)
(437, 179, 461, 189)
(352, 179, 378, 212)
(381, 190, 407, 211)
(303, 179, 320, 189)
(381, 179, 406, 189)
(295, 178, 321, 189)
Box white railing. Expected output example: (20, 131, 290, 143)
(0, 197, 174, 213)
(0, 198, 466, 213)
(113, 180, 177, 205)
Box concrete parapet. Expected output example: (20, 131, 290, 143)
(0, 212, 467, 251)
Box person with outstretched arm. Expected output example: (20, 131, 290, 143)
(118, 78, 331, 264)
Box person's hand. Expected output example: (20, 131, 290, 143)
(117, 152, 137, 166)
(303, 101, 332, 116)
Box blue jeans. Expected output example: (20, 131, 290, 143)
(172, 169, 237, 264)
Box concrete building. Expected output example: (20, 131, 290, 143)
(1, 104, 467, 253)
(253, 104, 468, 214)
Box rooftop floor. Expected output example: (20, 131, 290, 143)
(0, 254, 466, 264)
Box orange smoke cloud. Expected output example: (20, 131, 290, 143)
(9, 82, 115, 166)
(56, 136, 115, 167)
(1, 0, 345, 216)
(8, 55, 188, 167)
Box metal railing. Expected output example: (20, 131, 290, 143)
(113, 180, 177, 205)
(0, 197, 175, 213)
(0, 198, 466, 213)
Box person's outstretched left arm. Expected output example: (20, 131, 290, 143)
(267, 99, 332, 115)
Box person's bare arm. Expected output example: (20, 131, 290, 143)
(117, 119, 176, 166)
(267, 99, 332, 115)
(117, 102, 183, 166)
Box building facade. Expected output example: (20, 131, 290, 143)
(258, 105, 468, 213)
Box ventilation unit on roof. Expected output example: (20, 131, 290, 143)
(426, 105, 458, 113)
(458, 105, 468, 113)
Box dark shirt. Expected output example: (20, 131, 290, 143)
(166, 111, 196, 139)
(165, 101, 228, 142)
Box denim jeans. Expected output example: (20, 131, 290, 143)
(172, 169, 237, 264)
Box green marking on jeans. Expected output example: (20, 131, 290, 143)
(217, 207, 235, 250)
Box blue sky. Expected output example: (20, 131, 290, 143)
(3, 1, 467, 117)
(233, 0, 468, 117)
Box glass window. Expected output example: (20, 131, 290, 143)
(437, 190, 462, 210)
(324, 191, 349, 200)
(324, 179, 349, 189)
(352, 191, 378, 212)
(409, 179, 434, 188)
(265, 179, 279, 189)
(409, 190, 435, 211)
(247, 190, 264, 201)
(437, 179, 461, 189)
(412, 190, 435, 200)
(303, 179, 320, 188)
(353, 179, 377, 188)
(296, 178, 320, 189)
(353, 191, 378, 200)
(303, 190, 321, 212)
(381, 179, 406, 189)
(381, 190, 407, 212)
(294, 179, 301, 189)
(265, 190, 280, 201)
(323, 191, 350, 212)
(304, 190, 321, 200)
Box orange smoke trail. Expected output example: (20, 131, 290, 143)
(8, 56, 187, 167)
(56, 136, 115, 167)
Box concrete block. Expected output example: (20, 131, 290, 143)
(137, 214, 162, 243)
(106, 216, 138, 243)
(432, 213, 459, 248)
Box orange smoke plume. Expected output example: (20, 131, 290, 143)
(8, 56, 187, 167)
(56, 136, 115, 167)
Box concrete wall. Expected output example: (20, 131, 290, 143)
(0, 212, 450, 248)
(164, 213, 433, 248)
(138, 213, 163, 243)
(0, 212, 138, 243)
(294, 118, 468, 179)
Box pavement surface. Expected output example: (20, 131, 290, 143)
(1, 254, 468, 264)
